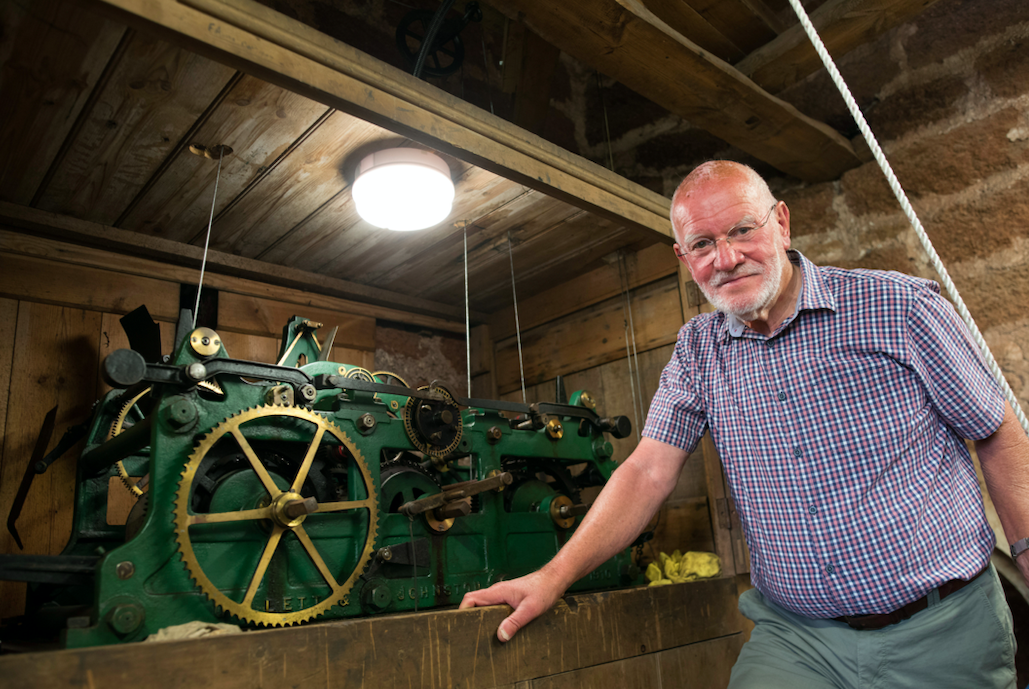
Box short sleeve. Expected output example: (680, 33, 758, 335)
(906, 287, 1005, 440)
(642, 323, 709, 453)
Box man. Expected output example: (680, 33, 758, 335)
(460, 160, 1029, 687)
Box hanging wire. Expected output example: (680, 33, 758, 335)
(480, 32, 495, 116)
(618, 253, 644, 442)
(192, 150, 224, 329)
(595, 71, 615, 171)
(464, 224, 472, 397)
(785, 0, 1029, 436)
(507, 230, 527, 403)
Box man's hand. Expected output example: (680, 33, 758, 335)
(459, 570, 564, 642)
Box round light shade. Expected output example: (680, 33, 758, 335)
(352, 148, 455, 231)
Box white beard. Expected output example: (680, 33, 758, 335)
(697, 249, 785, 321)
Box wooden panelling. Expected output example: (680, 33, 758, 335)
(0, 0, 125, 205)
(656, 633, 745, 688)
(533, 634, 742, 689)
(37, 33, 236, 224)
(495, 276, 682, 394)
(0, 304, 101, 619)
(206, 109, 397, 258)
(118, 75, 331, 240)
(490, 241, 680, 342)
(0, 577, 744, 687)
(216, 291, 376, 350)
(0, 252, 181, 320)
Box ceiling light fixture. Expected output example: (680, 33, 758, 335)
(352, 148, 455, 231)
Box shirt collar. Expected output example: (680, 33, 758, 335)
(720, 250, 837, 340)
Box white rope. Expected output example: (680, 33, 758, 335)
(786, 0, 1029, 436)
(192, 150, 223, 329)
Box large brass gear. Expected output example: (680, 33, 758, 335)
(174, 404, 379, 627)
(403, 385, 463, 459)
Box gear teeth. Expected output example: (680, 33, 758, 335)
(173, 404, 380, 628)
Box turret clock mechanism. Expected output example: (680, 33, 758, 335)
(0, 307, 638, 648)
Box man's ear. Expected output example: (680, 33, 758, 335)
(777, 202, 791, 250)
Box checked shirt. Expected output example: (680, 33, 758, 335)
(643, 251, 1005, 619)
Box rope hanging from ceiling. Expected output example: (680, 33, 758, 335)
(786, 0, 1029, 436)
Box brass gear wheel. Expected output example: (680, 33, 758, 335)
(110, 381, 226, 496)
(109, 387, 151, 496)
(174, 404, 379, 626)
(403, 385, 463, 459)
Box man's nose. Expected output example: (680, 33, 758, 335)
(710, 238, 742, 271)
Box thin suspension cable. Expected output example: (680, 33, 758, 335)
(464, 225, 471, 397)
(481, 33, 495, 116)
(193, 151, 223, 329)
(508, 231, 527, 404)
(595, 71, 615, 171)
(785, 0, 1029, 436)
(619, 254, 644, 442)
(622, 258, 646, 422)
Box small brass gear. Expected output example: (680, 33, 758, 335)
(110, 382, 224, 496)
(109, 388, 151, 496)
(403, 385, 463, 459)
(174, 404, 379, 626)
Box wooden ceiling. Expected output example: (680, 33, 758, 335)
(0, 0, 943, 325)
(0, 0, 676, 326)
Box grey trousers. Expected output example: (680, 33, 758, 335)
(728, 563, 1016, 689)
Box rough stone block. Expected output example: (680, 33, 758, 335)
(906, 0, 1028, 70)
(866, 75, 968, 141)
(780, 183, 837, 238)
(976, 36, 1029, 99)
(924, 175, 1029, 264)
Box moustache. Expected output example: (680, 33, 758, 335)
(709, 265, 764, 287)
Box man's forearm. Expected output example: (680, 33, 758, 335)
(976, 402, 1029, 583)
(539, 437, 690, 591)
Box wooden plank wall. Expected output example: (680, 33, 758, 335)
(0, 231, 383, 619)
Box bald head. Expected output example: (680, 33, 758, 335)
(670, 161, 776, 241)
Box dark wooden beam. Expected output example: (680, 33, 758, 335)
(0, 202, 479, 327)
(489, 0, 860, 181)
(735, 0, 945, 94)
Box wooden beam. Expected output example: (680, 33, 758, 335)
(85, 0, 673, 240)
(488, 0, 859, 182)
(639, 0, 746, 62)
(735, 0, 945, 94)
(0, 203, 475, 329)
(0, 578, 744, 687)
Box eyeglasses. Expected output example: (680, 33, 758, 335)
(675, 203, 778, 260)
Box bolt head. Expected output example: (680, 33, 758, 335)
(116, 561, 135, 579)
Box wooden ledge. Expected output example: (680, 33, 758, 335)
(0, 579, 744, 688)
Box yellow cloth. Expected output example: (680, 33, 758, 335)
(645, 550, 720, 586)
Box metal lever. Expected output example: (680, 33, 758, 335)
(399, 472, 513, 517)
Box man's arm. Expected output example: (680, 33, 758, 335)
(975, 401, 1029, 585)
(459, 437, 690, 642)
